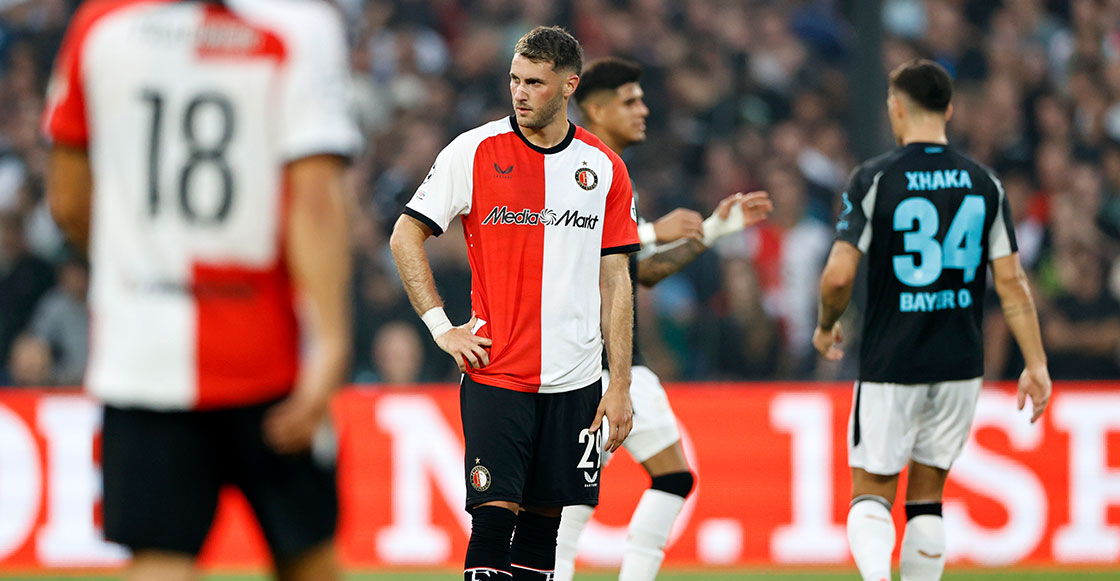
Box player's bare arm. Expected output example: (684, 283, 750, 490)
(638, 191, 773, 286)
(46, 145, 92, 252)
(593, 252, 634, 452)
(814, 240, 861, 360)
(265, 155, 352, 454)
(389, 214, 491, 372)
(991, 253, 1051, 423)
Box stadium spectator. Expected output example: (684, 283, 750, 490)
(27, 253, 85, 385)
(0, 209, 53, 368)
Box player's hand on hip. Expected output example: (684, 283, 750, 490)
(1017, 364, 1052, 423)
(591, 385, 632, 453)
(653, 208, 704, 243)
(264, 391, 330, 454)
(435, 315, 492, 373)
(718, 191, 773, 226)
(813, 322, 844, 360)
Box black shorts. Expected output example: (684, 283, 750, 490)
(101, 399, 337, 561)
(460, 375, 603, 511)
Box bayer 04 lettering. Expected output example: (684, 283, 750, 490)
(892, 194, 985, 312)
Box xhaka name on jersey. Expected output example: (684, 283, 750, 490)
(481, 205, 600, 230)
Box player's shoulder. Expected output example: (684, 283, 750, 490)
(573, 124, 625, 166)
(230, 0, 343, 35)
(64, 0, 155, 41)
(946, 147, 1002, 189)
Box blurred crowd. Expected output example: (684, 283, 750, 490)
(0, 0, 1116, 387)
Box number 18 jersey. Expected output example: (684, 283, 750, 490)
(42, 0, 360, 410)
(836, 142, 1017, 384)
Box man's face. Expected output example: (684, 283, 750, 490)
(595, 82, 649, 147)
(510, 54, 572, 129)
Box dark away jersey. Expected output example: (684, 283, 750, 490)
(836, 142, 1018, 383)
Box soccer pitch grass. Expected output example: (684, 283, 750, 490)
(8, 570, 1119, 580)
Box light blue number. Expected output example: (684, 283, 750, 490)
(942, 195, 985, 283)
(892, 195, 987, 287)
(892, 198, 941, 287)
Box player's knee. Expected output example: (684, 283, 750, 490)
(650, 471, 694, 499)
(468, 505, 518, 546)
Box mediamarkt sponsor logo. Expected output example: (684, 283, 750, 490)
(482, 205, 600, 230)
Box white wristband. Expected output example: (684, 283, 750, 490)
(702, 200, 746, 247)
(637, 221, 658, 247)
(421, 307, 454, 340)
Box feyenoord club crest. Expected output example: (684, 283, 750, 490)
(574, 167, 598, 190)
(470, 463, 492, 492)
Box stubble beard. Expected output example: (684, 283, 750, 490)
(518, 92, 564, 130)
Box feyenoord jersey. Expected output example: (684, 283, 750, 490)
(836, 143, 1018, 384)
(42, 0, 360, 410)
(404, 117, 640, 393)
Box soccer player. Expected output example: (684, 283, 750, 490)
(389, 27, 639, 581)
(43, 1, 359, 580)
(554, 58, 772, 581)
(813, 59, 1051, 581)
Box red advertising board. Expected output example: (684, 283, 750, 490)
(0, 382, 1118, 571)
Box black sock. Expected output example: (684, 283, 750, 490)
(905, 501, 943, 520)
(510, 511, 561, 580)
(464, 505, 517, 580)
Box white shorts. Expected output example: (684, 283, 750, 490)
(847, 377, 983, 475)
(602, 366, 681, 463)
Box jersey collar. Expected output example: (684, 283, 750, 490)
(508, 116, 576, 155)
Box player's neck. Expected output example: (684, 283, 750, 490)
(585, 123, 625, 155)
(520, 115, 572, 149)
(899, 122, 948, 146)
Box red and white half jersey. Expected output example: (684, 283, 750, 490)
(405, 117, 640, 393)
(42, 0, 360, 410)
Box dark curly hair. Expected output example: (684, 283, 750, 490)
(514, 26, 583, 75)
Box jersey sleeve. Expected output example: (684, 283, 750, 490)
(986, 171, 1019, 260)
(277, 4, 361, 161)
(41, 3, 94, 146)
(403, 136, 476, 236)
(835, 165, 881, 253)
(601, 156, 640, 255)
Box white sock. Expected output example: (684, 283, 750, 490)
(847, 495, 895, 581)
(554, 504, 593, 581)
(618, 489, 686, 581)
(900, 514, 945, 581)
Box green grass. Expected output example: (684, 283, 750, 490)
(5, 570, 1117, 580)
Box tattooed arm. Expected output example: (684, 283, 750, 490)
(991, 252, 1051, 423)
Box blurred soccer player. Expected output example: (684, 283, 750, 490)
(555, 58, 772, 581)
(43, 1, 359, 579)
(813, 59, 1051, 581)
(390, 27, 639, 580)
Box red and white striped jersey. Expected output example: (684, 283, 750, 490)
(42, 0, 360, 410)
(405, 117, 640, 393)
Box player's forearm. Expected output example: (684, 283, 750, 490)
(287, 156, 352, 401)
(637, 238, 707, 287)
(995, 273, 1047, 368)
(818, 281, 852, 331)
(600, 255, 633, 387)
(389, 216, 444, 316)
(47, 147, 93, 252)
